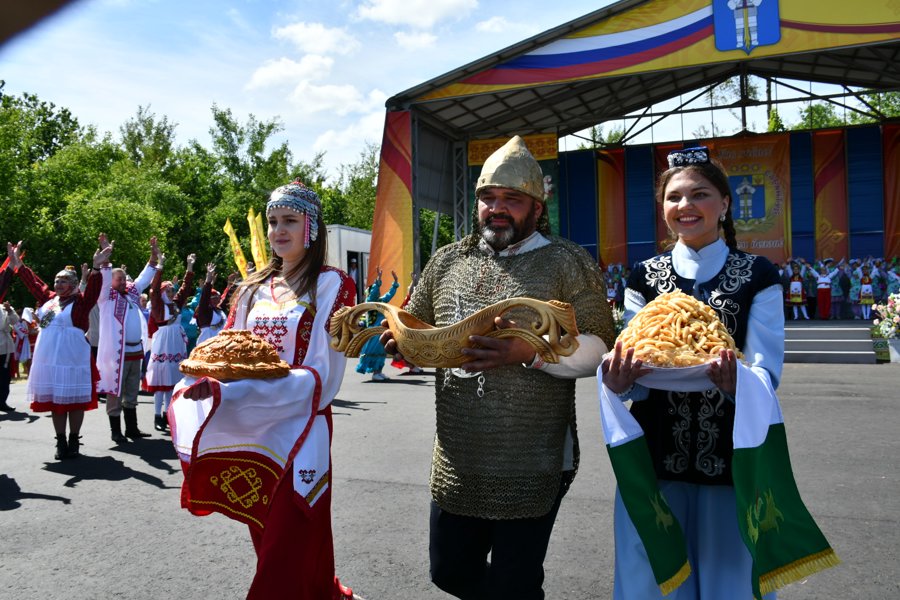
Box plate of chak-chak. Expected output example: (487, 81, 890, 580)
(614, 290, 743, 392)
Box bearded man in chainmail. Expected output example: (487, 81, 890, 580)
(383, 135, 615, 599)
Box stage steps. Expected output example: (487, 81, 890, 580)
(784, 319, 876, 364)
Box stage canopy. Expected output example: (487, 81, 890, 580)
(388, 0, 900, 142)
(369, 0, 900, 288)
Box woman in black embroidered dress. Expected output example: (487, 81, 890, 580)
(601, 149, 784, 599)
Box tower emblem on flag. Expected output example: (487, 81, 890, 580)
(713, 0, 781, 54)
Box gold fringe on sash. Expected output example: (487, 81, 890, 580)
(758, 548, 841, 597)
(658, 561, 692, 597)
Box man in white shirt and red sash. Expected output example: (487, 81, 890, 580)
(96, 235, 159, 443)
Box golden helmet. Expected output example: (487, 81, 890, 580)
(475, 135, 544, 202)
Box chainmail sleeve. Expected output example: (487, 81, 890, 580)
(551, 238, 616, 348)
(406, 243, 458, 326)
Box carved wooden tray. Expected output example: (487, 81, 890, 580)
(329, 297, 579, 368)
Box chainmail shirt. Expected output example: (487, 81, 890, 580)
(406, 235, 614, 519)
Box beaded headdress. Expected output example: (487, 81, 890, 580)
(667, 146, 710, 169)
(266, 178, 321, 248)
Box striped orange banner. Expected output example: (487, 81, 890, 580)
(597, 148, 628, 266)
(812, 130, 849, 260)
(883, 125, 900, 259)
(369, 111, 414, 304)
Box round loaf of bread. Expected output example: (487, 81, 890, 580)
(180, 329, 290, 380)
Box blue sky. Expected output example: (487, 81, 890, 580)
(0, 0, 617, 177)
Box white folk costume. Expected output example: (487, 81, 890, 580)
(170, 179, 358, 600)
(194, 280, 225, 344)
(171, 267, 355, 598)
(15, 265, 102, 413)
(96, 264, 156, 396)
(144, 269, 194, 393)
(13, 319, 30, 363)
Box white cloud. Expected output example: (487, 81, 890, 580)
(394, 31, 437, 50)
(474, 15, 540, 36)
(273, 21, 360, 55)
(288, 84, 385, 118)
(313, 107, 387, 167)
(475, 16, 508, 33)
(245, 55, 334, 90)
(356, 0, 477, 29)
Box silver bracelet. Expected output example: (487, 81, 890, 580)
(614, 383, 634, 398)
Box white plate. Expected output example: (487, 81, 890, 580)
(635, 362, 717, 392)
(600, 352, 725, 392)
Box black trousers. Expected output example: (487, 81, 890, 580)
(0, 353, 11, 406)
(429, 480, 568, 600)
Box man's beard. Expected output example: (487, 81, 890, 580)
(479, 204, 538, 251)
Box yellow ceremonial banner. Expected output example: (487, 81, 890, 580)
(223, 218, 248, 279)
(705, 135, 792, 264)
(247, 207, 267, 270)
(255, 212, 269, 265)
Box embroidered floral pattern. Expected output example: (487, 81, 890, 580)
(643, 255, 678, 294)
(663, 391, 691, 475)
(695, 388, 727, 477)
(252, 314, 290, 353)
(718, 253, 755, 293)
(297, 469, 316, 484)
(151, 352, 188, 363)
(39, 298, 60, 329)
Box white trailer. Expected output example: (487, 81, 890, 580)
(326, 224, 371, 301)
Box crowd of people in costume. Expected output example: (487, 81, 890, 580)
(602, 256, 899, 322)
(0, 237, 239, 451)
(0, 140, 842, 599)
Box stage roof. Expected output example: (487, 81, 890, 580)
(386, 0, 900, 140)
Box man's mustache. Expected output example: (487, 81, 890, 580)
(486, 214, 513, 227)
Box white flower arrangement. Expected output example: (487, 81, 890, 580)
(872, 293, 900, 339)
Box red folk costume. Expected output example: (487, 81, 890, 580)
(15, 265, 102, 412)
(170, 266, 355, 599)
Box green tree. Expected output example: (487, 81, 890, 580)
(208, 104, 292, 195)
(848, 91, 900, 125)
(120, 105, 177, 171)
(336, 142, 379, 230)
(791, 102, 846, 130)
(418, 208, 454, 268)
(577, 124, 625, 149)
(767, 107, 786, 132)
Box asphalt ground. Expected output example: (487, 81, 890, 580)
(0, 361, 897, 600)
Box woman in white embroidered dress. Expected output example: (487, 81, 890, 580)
(172, 180, 360, 600)
(5, 240, 112, 459)
(193, 262, 225, 345)
(144, 252, 195, 436)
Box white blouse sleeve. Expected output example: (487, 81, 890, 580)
(743, 283, 785, 389)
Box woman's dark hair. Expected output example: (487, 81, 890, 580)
(656, 158, 737, 251)
(235, 211, 328, 309)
